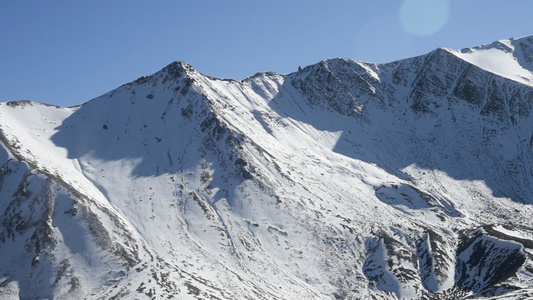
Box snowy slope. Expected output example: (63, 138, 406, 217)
(450, 36, 533, 87)
(1, 36, 533, 299)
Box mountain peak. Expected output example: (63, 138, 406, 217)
(160, 60, 195, 77)
(2, 36, 533, 299)
(447, 36, 533, 86)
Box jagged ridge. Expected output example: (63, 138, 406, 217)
(1, 36, 533, 299)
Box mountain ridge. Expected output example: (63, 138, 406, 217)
(1, 36, 533, 299)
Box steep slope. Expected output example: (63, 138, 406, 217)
(1, 36, 533, 299)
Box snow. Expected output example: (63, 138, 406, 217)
(1, 36, 533, 299)
(450, 39, 533, 87)
(492, 225, 531, 241)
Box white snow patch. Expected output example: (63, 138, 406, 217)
(451, 46, 533, 86)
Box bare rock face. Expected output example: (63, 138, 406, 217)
(2, 37, 533, 299)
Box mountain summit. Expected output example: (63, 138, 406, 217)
(2, 36, 533, 299)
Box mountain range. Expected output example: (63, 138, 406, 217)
(1, 36, 533, 299)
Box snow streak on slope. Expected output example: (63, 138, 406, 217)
(2, 36, 533, 299)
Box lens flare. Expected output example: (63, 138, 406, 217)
(399, 0, 450, 37)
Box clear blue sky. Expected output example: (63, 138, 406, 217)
(1, 1, 532, 107)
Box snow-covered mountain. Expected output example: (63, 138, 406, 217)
(2, 36, 533, 299)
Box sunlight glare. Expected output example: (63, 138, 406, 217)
(399, 0, 450, 37)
